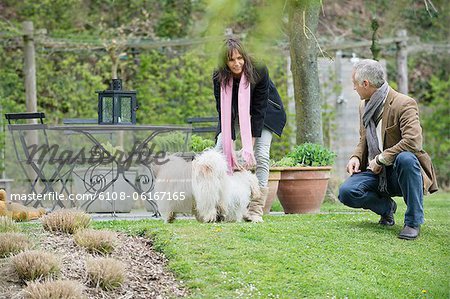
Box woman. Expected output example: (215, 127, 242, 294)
(213, 38, 286, 223)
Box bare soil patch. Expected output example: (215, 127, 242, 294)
(0, 228, 187, 298)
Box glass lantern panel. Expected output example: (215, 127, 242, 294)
(102, 97, 113, 123)
(119, 96, 132, 123)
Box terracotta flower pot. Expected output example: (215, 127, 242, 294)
(277, 166, 331, 214)
(263, 167, 283, 214)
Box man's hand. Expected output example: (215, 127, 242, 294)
(368, 158, 382, 174)
(346, 157, 361, 175)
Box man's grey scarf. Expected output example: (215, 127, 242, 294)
(363, 81, 389, 193)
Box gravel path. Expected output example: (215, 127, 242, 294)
(0, 228, 187, 299)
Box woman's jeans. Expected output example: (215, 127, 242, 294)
(215, 128, 273, 187)
(338, 152, 424, 227)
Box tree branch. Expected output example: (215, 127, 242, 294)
(423, 0, 438, 17)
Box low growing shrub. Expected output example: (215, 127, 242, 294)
(191, 135, 215, 153)
(42, 209, 91, 234)
(0, 215, 20, 233)
(23, 279, 84, 299)
(74, 229, 117, 255)
(421, 75, 450, 189)
(274, 143, 336, 167)
(0, 233, 31, 257)
(86, 257, 125, 291)
(12, 250, 60, 281)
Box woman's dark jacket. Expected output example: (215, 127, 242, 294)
(213, 66, 286, 139)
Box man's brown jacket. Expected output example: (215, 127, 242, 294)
(352, 87, 438, 194)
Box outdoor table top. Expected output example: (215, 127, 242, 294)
(48, 124, 192, 131)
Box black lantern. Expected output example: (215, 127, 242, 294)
(97, 79, 137, 125)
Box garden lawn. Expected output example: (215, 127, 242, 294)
(94, 192, 450, 299)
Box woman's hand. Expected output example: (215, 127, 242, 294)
(232, 150, 245, 171)
(234, 149, 255, 171)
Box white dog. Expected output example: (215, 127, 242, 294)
(155, 150, 261, 223)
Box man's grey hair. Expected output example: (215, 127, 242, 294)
(353, 59, 386, 88)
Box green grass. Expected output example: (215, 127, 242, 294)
(92, 192, 450, 298)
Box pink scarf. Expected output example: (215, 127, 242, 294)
(220, 73, 256, 174)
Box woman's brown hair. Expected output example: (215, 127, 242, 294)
(214, 38, 258, 87)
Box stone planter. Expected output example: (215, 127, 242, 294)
(277, 166, 331, 214)
(263, 167, 283, 214)
(72, 167, 136, 213)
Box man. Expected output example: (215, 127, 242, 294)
(339, 59, 438, 240)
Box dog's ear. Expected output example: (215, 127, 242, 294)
(192, 158, 214, 177)
(198, 164, 213, 176)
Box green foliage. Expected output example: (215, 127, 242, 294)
(370, 18, 381, 60)
(273, 156, 296, 167)
(407, 53, 450, 103)
(36, 53, 103, 122)
(152, 131, 189, 153)
(134, 50, 216, 125)
(1, 0, 446, 181)
(264, 56, 293, 161)
(191, 134, 215, 153)
(421, 76, 450, 188)
(275, 143, 336, 167)
(0, 49, 25, 111)
(399, 0, 448, 42)
(3, 0, 81, 32)
(0, 216, 21, 233)
(155, 0, 193, 38)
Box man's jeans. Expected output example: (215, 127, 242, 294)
(338, 152, 424, 227)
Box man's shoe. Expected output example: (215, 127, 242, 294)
(398, 225, 420, 240)
(378, 199, 397, 226)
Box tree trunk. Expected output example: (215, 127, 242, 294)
(288, 0, 323, 145)
(396, 29, 408, 94)
(23, 21, 37, 118)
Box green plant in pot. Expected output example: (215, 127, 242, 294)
(275, 143, 336, 214)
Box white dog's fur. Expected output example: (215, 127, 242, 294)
(221, 170, 261, 222)
(191, 149, 229, 222)
(155, 150, 261, 223)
